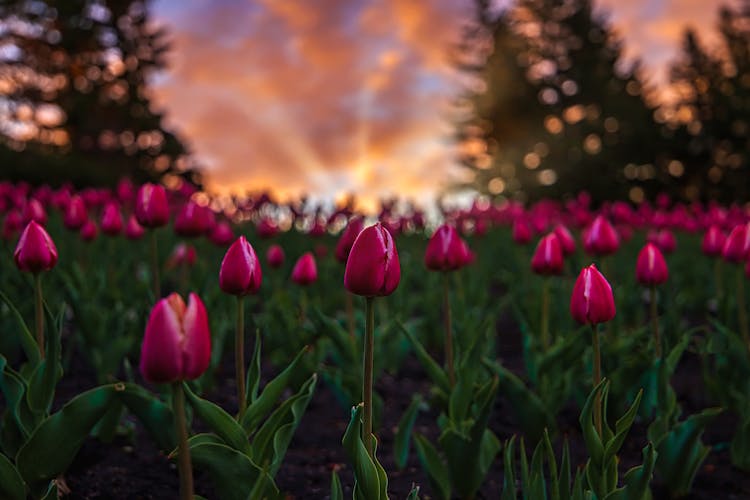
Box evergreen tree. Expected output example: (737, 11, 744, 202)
(0, 0, 199, 187)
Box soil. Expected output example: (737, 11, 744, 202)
(53, 316, 750, 500)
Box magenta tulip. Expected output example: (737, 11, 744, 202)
(291, 252, 318, 285)
(266, 244, 285, 269)
(174, 201, 211, 237)
(139, 292, 211, 384)
(570, 264, 616, 325)
(344, 222, 400, 297)
(636, 243, 668, 286)
(554, 224, 576, 256)
(208, 221, 234, 246)
(583, 216, 619, 256)
(135, 183, 169, 228)
(702, 225, 726, 257)
(79, 220, 98, 242)
(722, 224, 750, 263)
(531, 233, 564, 276)
(14, 221, 58, 273)
(219, 236, 262, 295)
(63, 195, 88, 230)
(335, 217, 364, 263)
(512, 219, 532, 245)
(424, 224, 466, 271)
(125, 214, 145, 240)
(101, 202, 123, 236)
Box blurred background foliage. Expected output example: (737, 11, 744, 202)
(456, 0, 750, 205)
(0, 0, 200, 188)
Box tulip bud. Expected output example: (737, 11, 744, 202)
(424, 224, 465, 271)
(23, 198, 47, 226)
(635, 243, 668, 286)
(256, 218, 278, 238)
(208, 221, 234, 246)
(166, 243, 197, 269)
(553, 224, 576, 256)
(101, 202, 123, 236)
(135, 183, 169, 228)
(219, 236, 262, 295)
(583, 216, 619, 256)
(125, 214, 145, 240)
(139, 292, 211, 383)
(266, 244, 285, 269)
(63, 195, 88, 230)
(655, 229, 676, 254)
(512, 219, 532, 245)
(335, 217, 364, 263)
(570, 264, 616, 325)
(174, 200, 211, 237)
(79, 220, 98, 242)
(702, 225, 726, 257)
(344, 222, 400, 297)
(14, 221, 58, 273)
(2, 211, 22, 241)
(531, 233, 564, 276)
(291, 252, 318, 285)
(722, 224, 750, 263)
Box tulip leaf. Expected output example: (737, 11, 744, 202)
(248, 374, 317, 477)
(246, 330, 262, 405)
(26, 305, 64, 416)
(116, 383, 175, 452)
(604, 443, 657, 500)
(730, 413, 750, 471)
(393, 394, 423, 470)
(580, 379, 607, 466)
(342, 404, 387, 500)
(331, 468, 344, 500)
(16, 385, 116, 487)
(0, 355, 32, 456)
(398, 322, 450, 396)
(189, 441, 280, 500)
(0, 291, 40, 368)
(242, 345, 308, 435)
(0, 453, 25, 500)
(603, 390, 643, 464)
(501, 436, 516, 500)
(406, 485, 421, 499)
(183, 382, 250, 455)
(413, 433, 450, 500)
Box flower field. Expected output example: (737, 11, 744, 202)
(1, 181, 749, 499)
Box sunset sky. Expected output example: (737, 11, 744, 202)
(150, 0, 725, 208)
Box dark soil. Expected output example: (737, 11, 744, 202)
(56, 318, 750, 500)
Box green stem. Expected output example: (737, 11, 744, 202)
(714, 258, 723, 303)
(541, 278, 550, 350)
(650, 286, 662, 359)
(737, 268, 749, 350)
(236, 296, 246, 420)
(172, 382, 194, 500)
(442, 273, 455, 387)
(591, 324, 602, 439)
(34, 273, 44, 359)
(150, 230, 160, 299)
(362, 296, 375, 458)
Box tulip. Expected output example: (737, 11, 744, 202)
(531, 233, 564, 276)
(174, 200, 211, 237)
(266, 244, 285, 269)
(702, 225, 726, 257)
(256, 218, 278, 238)
(79, 220, 98, 242)
(583, 215, 619, 256)
(139, 292, 210, 500)
(722, 224, 750, 347)
(554, 224, 576, 256)
(2, 211, 22, 241)
(63, 195, 88, 230)
(14, 221, 59, 357)
(219, 236, 262, 420)
(655, 229, 676, 254)
(135, 183, 170, 228)
(570, 263, 615, 438)
(291, 252, 317, 285)
(166, 243, 197, 269)
(343, 222, 400, 459)
(22, 198, 47, 226)
(512, 219, 532, 245)
(335, 216, 364, 264)
(125, 214, 145, 240)
(208, 221, 234, 246)
(344, 222, 400, 297)
(424, 224, 465, 272)
(636, 243, 668, 358)
(101, 202, 123, 236)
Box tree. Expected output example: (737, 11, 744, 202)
(0, 0, 199, 187)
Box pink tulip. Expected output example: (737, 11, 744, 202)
(722, 224, 750, 263)
(636, 243, 668, 286)
(512, 219, 532, 245)
(219, 236, 262, 295)
(208, 221, 234, 246)
(174, 201, 211, 237)
(344, 222, 400, 297)
(702, 225, 726, 257)
(63, 195, 88, 230)
(139, 293, 211, 383)
(22, 199, 47, 226)
(125, 214, 145, 240)
(14, 221, 58, 273)
(291, 252, 318, 285)
(335, 217, 364, 263)
(79, 220, 98, 242)
(570, 264, 616, 325)
(553, 224, 576, 256)
(135, 183, 169, 228)
(424, 224, 466, 271)
(531, 233, 564, 276)
(101, 202, 123, 236)
(166, 243, 197, 269)
(583, 216, 619, 256)
(266, 244, 285, 269)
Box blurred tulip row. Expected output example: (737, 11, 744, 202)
(0, 180, 748, 499)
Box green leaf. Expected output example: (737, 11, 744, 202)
(0, 356, 32, 456)
(406, 485, 421, 500)
(246, 330, 262, 404)
(241, 345, 308, 434)
(399, 322, 450, 395)
(730, 413, 750, 471)
(331, 468, 344, 500)
(394, 394, 423, 470)
(116, 382, 175, 452)
(342, 404, 387, 500)
(0, 290, 41, 368)
(604, 442, 656, 500)
(501, 436, 516, 500)
(26, 305, 64, 415)
(603, 390, 643, 464)
(190, 441, 280, 500)
(0, 453, 26, 500)
(16, 385, 116, 487)
(183, 383, 250, 455)
(413, 433, 450, 500)
(579, 379, 607, 466)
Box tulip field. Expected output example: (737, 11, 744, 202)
(2, 181, 750, 499)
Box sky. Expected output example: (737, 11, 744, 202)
(150, 0, 724, 209)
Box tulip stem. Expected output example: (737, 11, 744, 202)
(150, 230, 160, 299)
(442, 273, 455, 387)
(172, 382, 194, 500)
(235, 296, 246, 420)
(591, 324, 602, 439)
(541, 278, 550, 350)
(362, 296, 375, 458)
(714, 259, 723, 303)
(650, 286, 662, 359)
(737, 268, 750, 351)
(34, 273, 44, 358)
